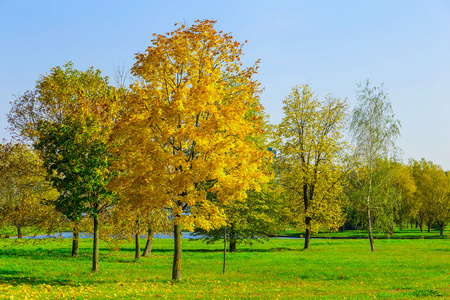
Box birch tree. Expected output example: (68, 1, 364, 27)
(348, 80, 400, 251)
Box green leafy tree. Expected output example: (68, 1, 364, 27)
(346, 158, 402, 237)
(348, 80, 401, 251)
(8, 63, 121, 270)
(193, 182, 286, 252)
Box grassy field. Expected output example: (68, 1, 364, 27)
(277, 226, 450, 239)
(0, 232, 449, 299)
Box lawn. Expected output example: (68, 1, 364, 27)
(0, 233, 448, 299)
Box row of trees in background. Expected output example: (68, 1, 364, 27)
(1, 20, 449, 280)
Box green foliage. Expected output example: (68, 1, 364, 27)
(8, 62, 122, 271)
(346, 159, 402, 234)
(35, 117, 116, 220)
(348, 79, 401, 250)
(193, 184, 287, 248)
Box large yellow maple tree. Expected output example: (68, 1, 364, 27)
(113, 20, 271, 280)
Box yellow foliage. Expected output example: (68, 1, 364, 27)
(275, 85, 348, 237)
(112, 20, 271, 230)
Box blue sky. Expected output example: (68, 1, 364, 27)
(1, 0, 449, 169)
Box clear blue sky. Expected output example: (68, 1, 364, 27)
(1, 0, 449, 170)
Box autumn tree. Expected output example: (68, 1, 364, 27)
(0, 143, 60, 238)
(390, 162, 416, 229)
(8, 63, 121, 270)
(410, 159, 450, 235)
(274, 85, 348, 250)
(113, 20, 271, 281)
(348, 80, 401, 251)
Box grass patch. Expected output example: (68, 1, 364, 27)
(278, 226, 450, 240)
(0, 235, 449, 299)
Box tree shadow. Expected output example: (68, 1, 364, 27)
(0, 247, 94, 261)
(0, 274, 76, 287)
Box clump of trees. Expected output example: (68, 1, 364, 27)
(1, 19, 449, 283)
(409, 159, 450, 235)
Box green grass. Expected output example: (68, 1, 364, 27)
(0, 234, 449, 299)
(278, 226, 450, 239)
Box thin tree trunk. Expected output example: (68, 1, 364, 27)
(135, 216, 140, 261)
(304, 216, 312, 249)
(17, 226, 22, 239)
(92, 215, 99, 272)
(72, 224, 79, 257)
(142, 226, 154, 257)
(367, 201, 375, 251)
(172, 223, 182, 281)
(223, 227, 227, 274)
(427, 222, 431, 233)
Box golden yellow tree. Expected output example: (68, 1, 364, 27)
(275, 85, 348, 249)
(113, 20, 271, 281)
(410, 159, 450, 235)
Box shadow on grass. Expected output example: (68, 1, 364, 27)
(116, 247, 303, 254)
(0, 275, 76, 287)
(0, 247, 92, 260)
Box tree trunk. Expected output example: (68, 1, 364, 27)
(223, 227, 227, 274)
(142, 227, 154, 257)
(135, 216, 140, 261)
(72, 224, 79, 257)
(229, 241, 236, 252)
(172, 223, 182, 281)
(92, 215, 99, 272)
(304, 216, 312, 249)
(229, 225, 236, 252)
(17, 226, 22, 239)
(427, 222, 431, 233)
(439, 223, 444, 236)
(367, 203, 375, 251)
